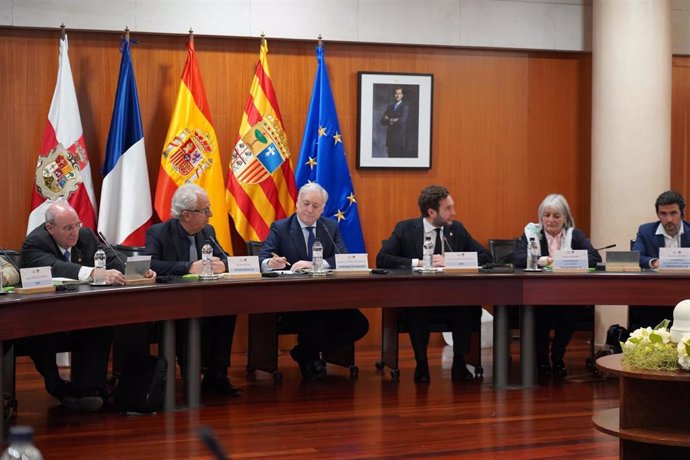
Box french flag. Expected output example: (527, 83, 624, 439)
(98, 37, 152, 246)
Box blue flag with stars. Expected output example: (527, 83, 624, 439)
(296, 44, 365, 253)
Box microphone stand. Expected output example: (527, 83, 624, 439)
(97, 231, 126, 269)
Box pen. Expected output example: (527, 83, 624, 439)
(271, 252, 291, 266)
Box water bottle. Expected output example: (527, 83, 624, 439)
(423, 236, 434, 270)
(1, 426, 44, 460)
(92, 248, 107, 285)
(527, 237, 540, 270)
(311, 239, 324, 273)
(201, 242, 213, 278)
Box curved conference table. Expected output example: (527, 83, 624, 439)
(1, 268, 689, 431)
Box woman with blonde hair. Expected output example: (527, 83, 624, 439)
(514, 194, 601, 377)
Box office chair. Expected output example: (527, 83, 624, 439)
(244, 241, 358, 382)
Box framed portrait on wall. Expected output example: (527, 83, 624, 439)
(357, 72, 433, 169)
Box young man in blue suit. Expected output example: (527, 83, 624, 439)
(259, 182, 369, 379)
(376, 185, 492, 383)
(631, 190, 690, 329)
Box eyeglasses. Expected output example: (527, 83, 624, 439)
(185, 206, 211, 216)
(56, 222, 82, 232)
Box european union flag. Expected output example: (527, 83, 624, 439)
(296, 44, 365, 253)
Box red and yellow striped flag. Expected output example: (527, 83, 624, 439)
(226, 37, 296, 242)
(154, 38, 232, 252)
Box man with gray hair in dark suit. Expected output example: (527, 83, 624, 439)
(145, 183, 240, 396)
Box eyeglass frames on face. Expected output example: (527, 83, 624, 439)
(185, 206, 211, 216)
(50, 222, 83, 232)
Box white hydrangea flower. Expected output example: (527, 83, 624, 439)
(678, 332, 690, 371)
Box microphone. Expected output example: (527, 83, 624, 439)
(197, 426, 228, 460)
(440, 226, 452, 254)
(97, 231, 126, 268)
(317, 217, 341, 254)
(595, 244, 617, 251)
(0, 247, 21, 273)
(208, 234, 228, 257)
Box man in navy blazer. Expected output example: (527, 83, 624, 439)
(380, 87, 410, 157)
(630, 190, 690, 329)
(145, 184, 240, 396)
(259, 182, 369, 379)
(21, 201, 126, 411)
(376, 185, 492, 384)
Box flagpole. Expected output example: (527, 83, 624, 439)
(124, 26, 130, 43)
(188, 28, 194, 47)
(60, 23, 66, 40)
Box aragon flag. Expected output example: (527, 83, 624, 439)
(98, 36, 152, 246)
(27, 33, 98, 234)
(154, 36, 232, 253)
(226, 37, 297, 242)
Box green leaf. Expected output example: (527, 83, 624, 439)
(654, 319, 671, 330)
(254, 129, 268, 144)
(649, 333, 662, 344)
(685, 343, 690, 355)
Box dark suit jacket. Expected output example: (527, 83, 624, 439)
(21, 225, 124, 278)
(145, 218, 228, 276)
(380, 101, 409, 153)
(513, 227, 601, 269)
(259, 214, 347, 268)
(376, 218, 492, 268)
(633, 220, 690, 268)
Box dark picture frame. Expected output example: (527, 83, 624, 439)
(357, 72, 433, 169)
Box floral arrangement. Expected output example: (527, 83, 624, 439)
(678, 333, 690, 371)
(622, 320, 690, 372)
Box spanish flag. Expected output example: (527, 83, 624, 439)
(154, 36, 232, 253)
(226, 37, 296, 242)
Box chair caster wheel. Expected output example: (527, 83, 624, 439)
(350, 366, 359, 378)
(390, 369, 400, 380)
(375, 361, 384, 370)
(273, 371, 283, 383)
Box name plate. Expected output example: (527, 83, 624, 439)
(659, 248, 690, 270)
(444, 252, 479, 269)
(553, 249, 588, 271)
(20, 266, 53, 288)
(227, 256, 261, 277)
(335, 253, 369, 272)
(125, 255, 151, 279)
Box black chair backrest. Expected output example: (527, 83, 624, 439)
(246, 241, 262, 256)
(488, 239, 515, 266)
(1, 249, 21, 266)
(112, 244, 146, 261)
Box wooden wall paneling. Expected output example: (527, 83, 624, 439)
(671, 56, 690, 199)
(1, 27, 596, 352)
(526, 53, 593, 239)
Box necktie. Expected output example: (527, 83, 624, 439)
(189, 236, 198, 262)
(434, 228, 443, 255)
(63, 250, 70, 262)
(306, 227, 316, 259)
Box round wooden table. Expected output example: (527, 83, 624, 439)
(594, 354, 690, 459)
